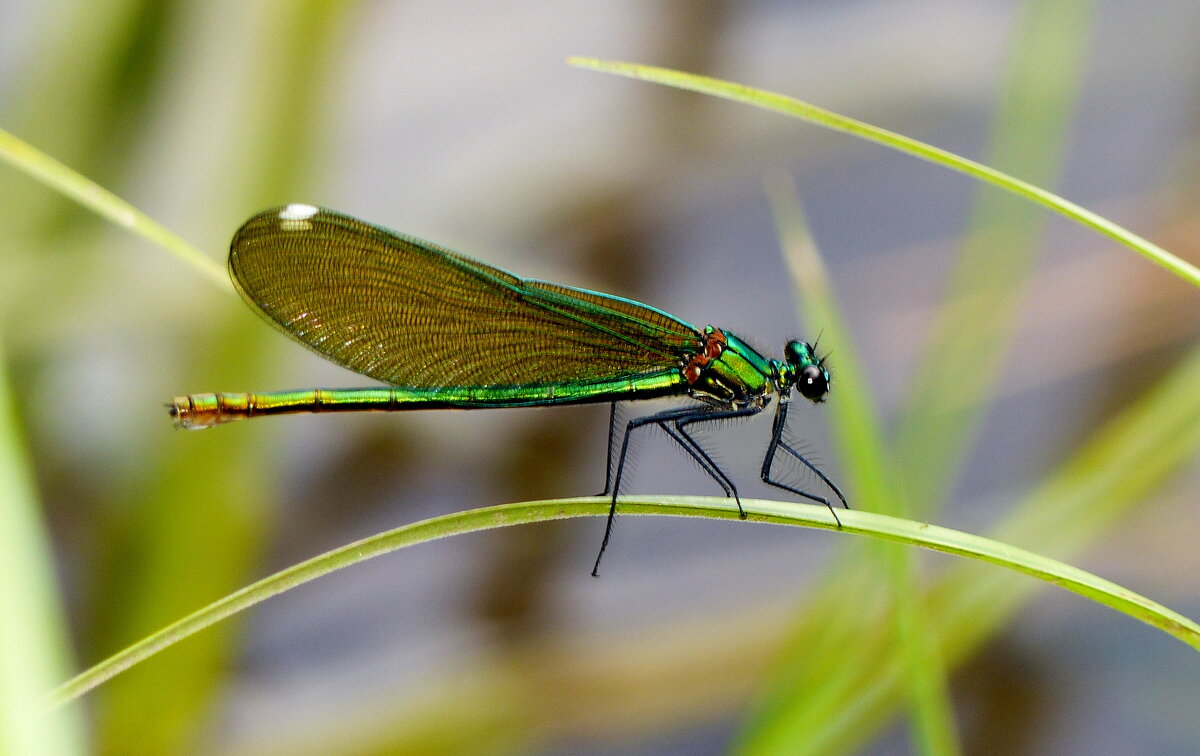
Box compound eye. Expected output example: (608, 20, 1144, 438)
(797, 364, 828, 402)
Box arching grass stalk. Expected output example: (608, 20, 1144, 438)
(566, 58, 1200, 288)
(47, 496, 1200, 708)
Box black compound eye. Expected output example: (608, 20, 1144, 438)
(797, 364, 828, 402)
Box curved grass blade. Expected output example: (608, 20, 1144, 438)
(566, 57, 1200, 288)
(896, 0, 1096, 509)
(741, 7, 1097, 750)
(745, 336, 1200, 753)
(0, 128, 229, 291)
(47, 497, 1200, 709)
(764, 172, 959, 754)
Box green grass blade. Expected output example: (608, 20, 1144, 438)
(0, 127, 229, 291)
(767, 337, 1200, 751)
(566, 57, 1200, 287)
(81, 6, 358, 752)
(0, 329, 87, 755)
(895, 0, 1097, 506)
(742, 6, 1096, 747)
(46, 496, 1200, 709)
(762, 172, 959, 755)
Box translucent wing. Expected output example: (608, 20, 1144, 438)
(229, 205, 702, 388)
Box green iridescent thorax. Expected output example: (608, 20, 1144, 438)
(688, 329, 775, 406)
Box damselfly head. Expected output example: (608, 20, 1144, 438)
(782, 340, 830, 403)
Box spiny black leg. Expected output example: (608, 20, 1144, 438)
(760, 400, 847, 527)
(658, 406, 759, 499)
(593, 407, 690, 576)
(592, 404, 754, 576)
(778, 442, 849, 511)
(660, 424, 734, 497)
(674, 406, 763, 519)
(627, 406, 756, 501)
(598, 402, 619, 496)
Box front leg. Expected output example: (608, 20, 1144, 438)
(760, 399, 848, 527)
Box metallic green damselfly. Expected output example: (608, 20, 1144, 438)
(171, 204, 847, 574)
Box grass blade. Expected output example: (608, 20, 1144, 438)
(47, 496, 1200, 709)
(895, 0, 1097, 506)
(566, 57, 1200, 287)
(760, 172, 959, 755)
(0, 127, 229, 291)
(768, 335, 1200, 751)
(0, 329, 87, 755)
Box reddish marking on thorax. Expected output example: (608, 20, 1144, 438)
(683, 328, 727, 384)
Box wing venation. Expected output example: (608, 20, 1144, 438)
(228, 206, 701, 389)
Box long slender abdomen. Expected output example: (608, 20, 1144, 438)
(170, 389, 411, 429)
(170, 371, 685, 429)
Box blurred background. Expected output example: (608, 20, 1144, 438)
(3, 1, 1199, 754)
